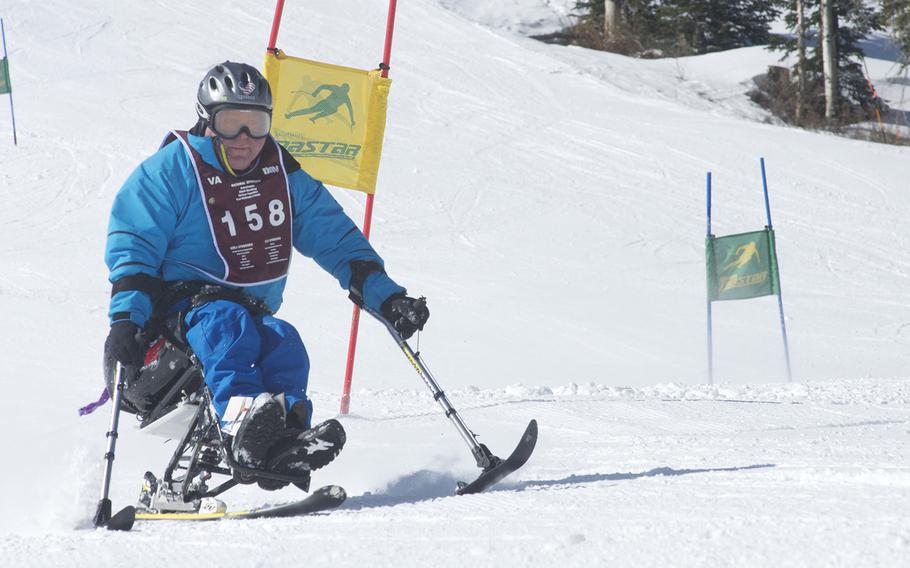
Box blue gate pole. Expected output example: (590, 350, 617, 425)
(706, 172, 714, 385)
(1, 18, 17, 145)
(760, 158, 792, 382)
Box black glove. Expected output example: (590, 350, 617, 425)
(105, 321, 146, 366)
(381, 295, 429, 339)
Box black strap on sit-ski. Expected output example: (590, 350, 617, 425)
(137, 280, 209, 352)
(139, 281, 272, 354)
(189, 284, 273, 316)
(110, 273, 274, 361)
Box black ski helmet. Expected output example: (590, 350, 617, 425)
(195, 61, 272, 122)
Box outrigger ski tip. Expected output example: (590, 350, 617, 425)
(94, 498, 136, 531)
(456, 419, 538, 495)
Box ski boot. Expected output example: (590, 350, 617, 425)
(228, 393, 287, 473)
(256, 419, 346, 491)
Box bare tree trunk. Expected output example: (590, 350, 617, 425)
(820, 0, 839, 120)
(795, 0, 808, 123)
(604, 0, 621, 44)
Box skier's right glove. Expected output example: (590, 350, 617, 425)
(105, 320, 146, 366)
(381, 295, 429, 340)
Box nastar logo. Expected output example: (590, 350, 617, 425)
(279, 139, 362, 161)
(240, 81, 256, 95)
(262, 165, 280, 175)
(719, 271, 769, 292)
(207, 175, 223, 185)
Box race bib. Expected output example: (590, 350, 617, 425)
(174, 131, 293, 285)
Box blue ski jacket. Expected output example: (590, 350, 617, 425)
(105, 133, 404, 327)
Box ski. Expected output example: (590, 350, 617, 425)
(134, 484, 346, 522)
(456, 419, 538, 495)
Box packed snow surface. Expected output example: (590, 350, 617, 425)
(0, 0, 908, 566)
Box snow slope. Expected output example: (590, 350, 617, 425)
(0, 0, 908, 565)
(4, 381, 910, 566)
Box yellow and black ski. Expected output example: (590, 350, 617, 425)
(135, 485, 346, 522)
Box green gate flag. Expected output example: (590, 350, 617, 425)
(0, 57, 10, 94)
(706, 228, 781, 301)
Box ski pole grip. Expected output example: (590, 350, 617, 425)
(362, 303, 401, 339)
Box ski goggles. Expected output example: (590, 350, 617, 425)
(211, 108, 272, 139)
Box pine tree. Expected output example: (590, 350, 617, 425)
(571, 0, 661, 53)
(657, 0, 780, 54)
(795, 0, 809, 122)
(571, 0, 779, 56)
(770, 0, 882, 124)
(605, 1, 623, 42)
(882, 0, 910, 68)
(821, 0, 839, 118)
(573, 0, 606, 28)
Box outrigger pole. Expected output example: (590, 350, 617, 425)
(92, 363, 136, 530)
(362, 301, 538, 495)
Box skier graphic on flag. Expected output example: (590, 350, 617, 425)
(723, 241, 761, 271)
(285, 82, 356, 129)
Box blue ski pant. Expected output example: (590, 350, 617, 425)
(184, 300, 313, 426)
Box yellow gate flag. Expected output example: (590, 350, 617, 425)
(264, 50, 391, 194)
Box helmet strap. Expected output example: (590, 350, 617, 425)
(189, 117, 208, 137)
(215, 137, 238, 177)
(214, 136, 264, 178)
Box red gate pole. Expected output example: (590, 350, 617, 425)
(340, 0, 399, 414)
(267, 0, 286, 50)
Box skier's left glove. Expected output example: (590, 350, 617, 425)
(105, 321, 147, 366)
(381, 295, 429, 339)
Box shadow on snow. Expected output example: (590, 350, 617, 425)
(511, 463, 776, 491)
(342, 469, 463, 510)
(340, 463, 776, 510)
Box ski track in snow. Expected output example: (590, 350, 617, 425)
(0, 0, 909, 565)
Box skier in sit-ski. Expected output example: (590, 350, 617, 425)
(103, 61, 429, 490)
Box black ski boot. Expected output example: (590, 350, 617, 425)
(257, 419, 346, 491)
(230, 393, 287, 471)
